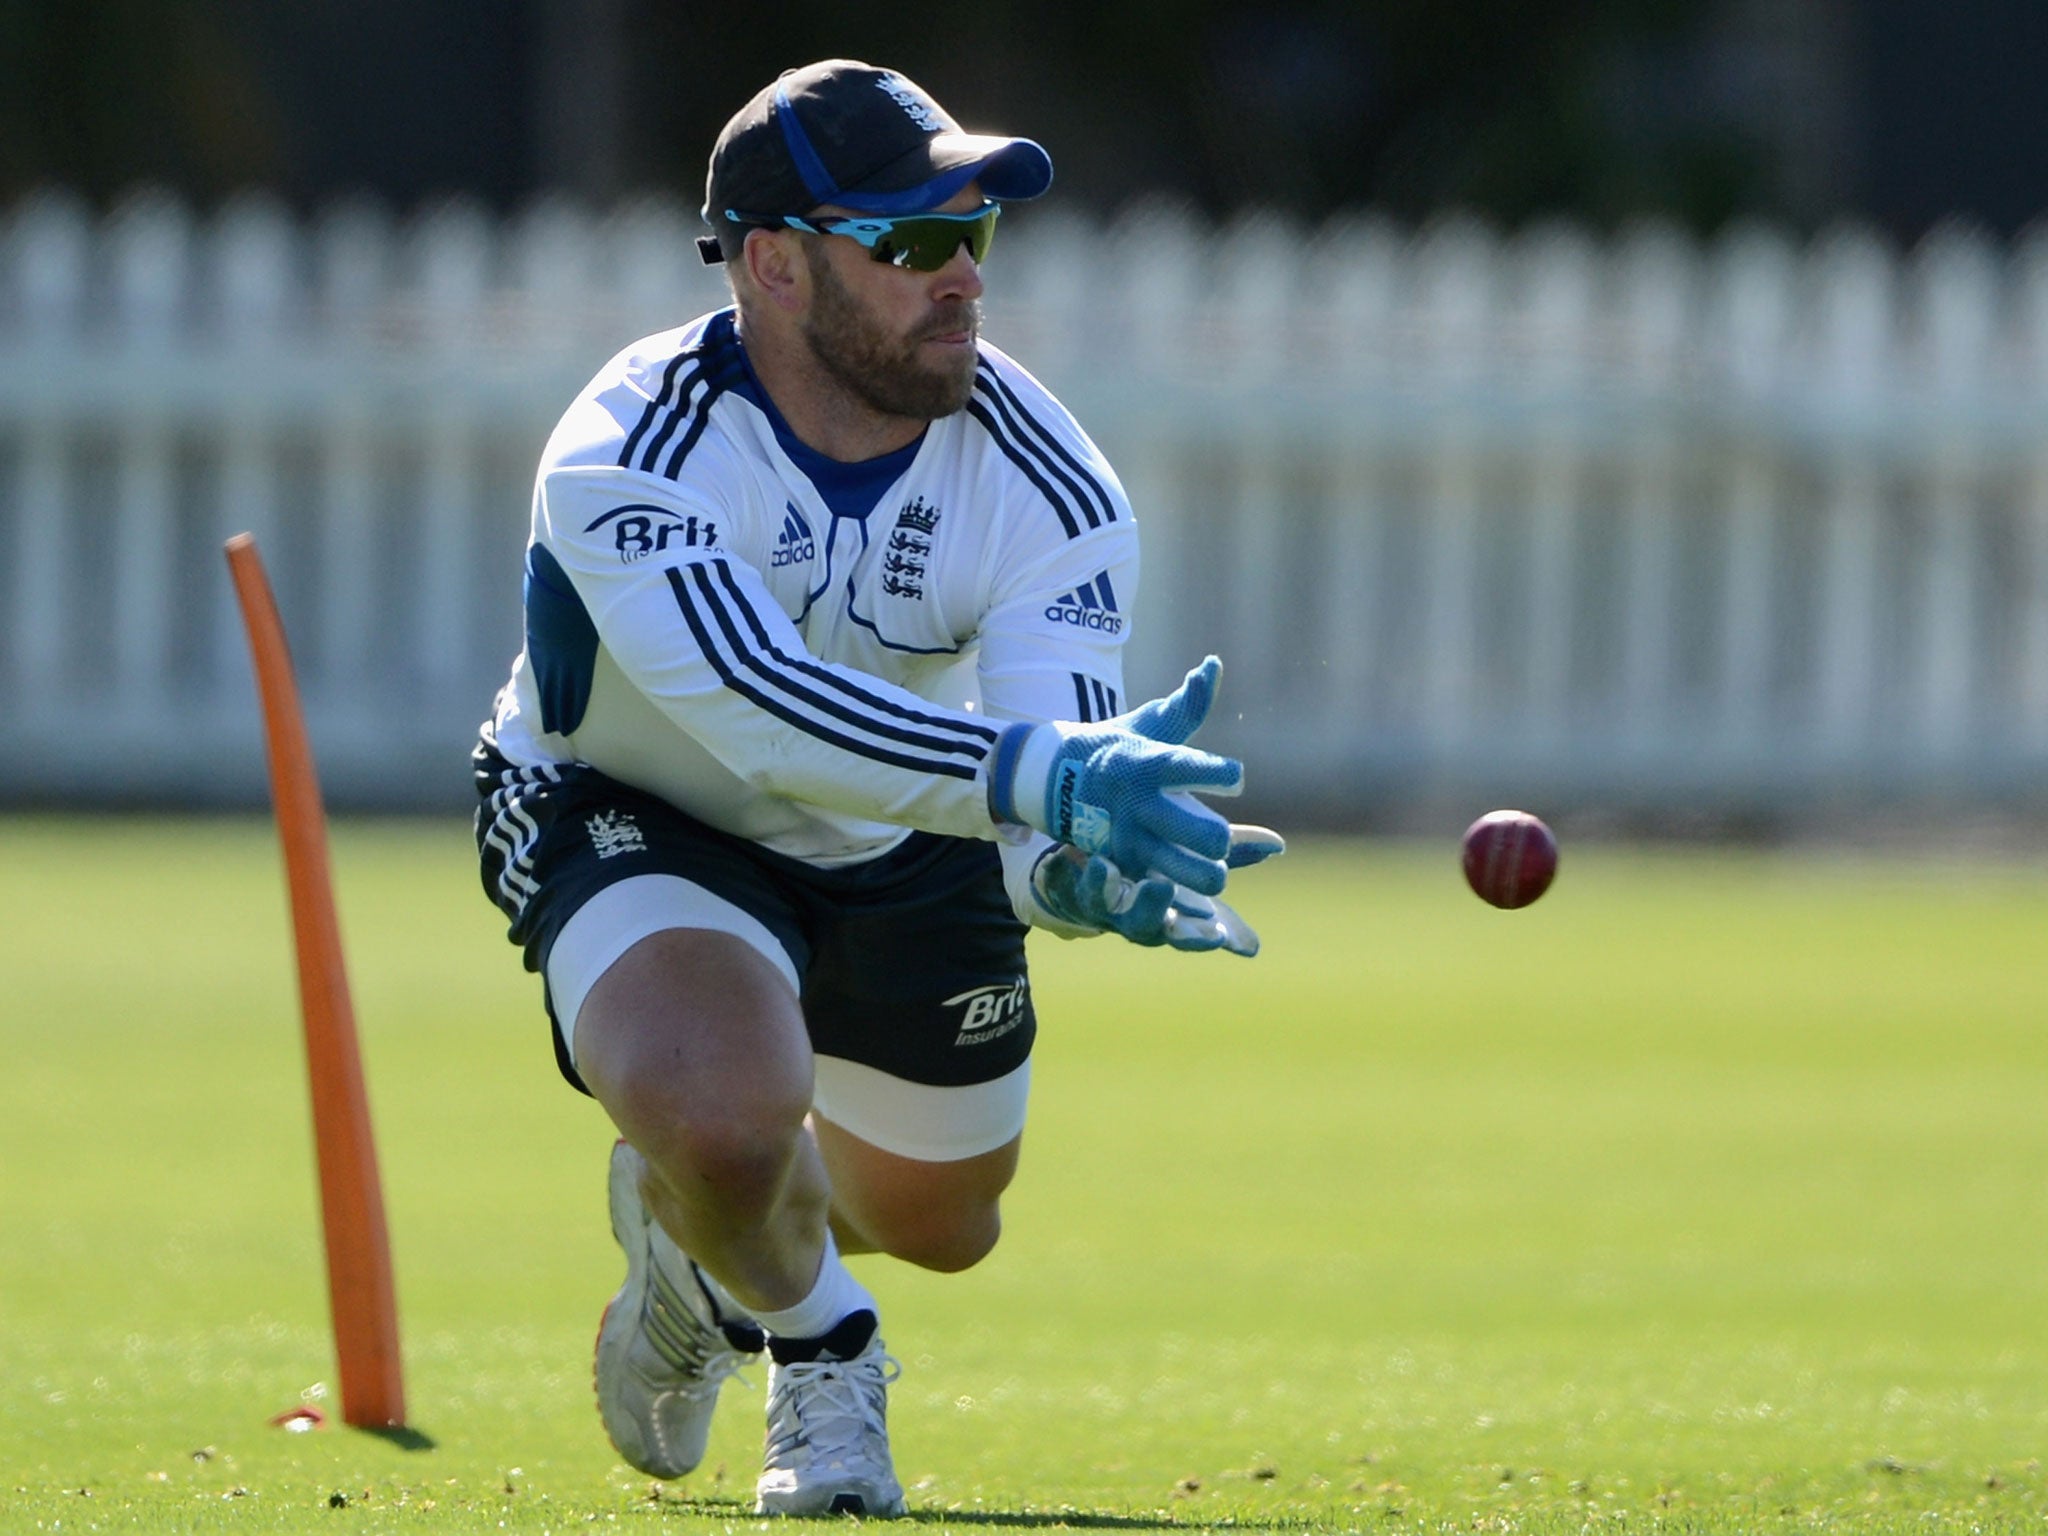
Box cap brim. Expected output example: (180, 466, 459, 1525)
(828, 134, 1053, 214)
(967, 136, 1055, 200)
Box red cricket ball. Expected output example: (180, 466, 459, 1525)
(1460, 810, 1558, 909)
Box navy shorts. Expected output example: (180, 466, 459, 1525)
(473, 743, 1035, 1104)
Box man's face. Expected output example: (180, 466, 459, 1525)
(798, 187, 987, 424)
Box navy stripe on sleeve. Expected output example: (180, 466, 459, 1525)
(969, 365, 1115, 536)
(657, 359, 742, 479)
(965, 398, 1081, 539)
(978, 365, 1118, 530)
(622, 320, 749, 480)
(700, 563, 998, 749)
(1068, 673, 1121, 722)
(621, 349, 705, 471)
(665, 562, 993, 780)
(669, 583, 968, 777)
(1069, 674, 1119, 722)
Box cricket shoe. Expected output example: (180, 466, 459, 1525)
(595, 1139, 764, 1478)
(756, 1310, 907, 1517)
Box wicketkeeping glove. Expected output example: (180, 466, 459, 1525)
(987, 656, 1242, 894)
(1029, 821, 1286, 957)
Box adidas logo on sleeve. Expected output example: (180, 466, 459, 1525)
(1045, 572, 1122, 634)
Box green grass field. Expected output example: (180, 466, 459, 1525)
(5, 817, 2047, 1534)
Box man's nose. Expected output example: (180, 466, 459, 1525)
(931, 244, 984, 300)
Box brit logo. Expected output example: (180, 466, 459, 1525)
(587, 503, 718, 563)
(772, 503, 816, 569)
(1046, 571, 1122, 633)
(945, 977, 1029, 1046)
(586, 809, 646, 859)
(882, 496, 940, 600)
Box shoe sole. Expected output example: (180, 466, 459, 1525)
(755, 1489, 908, 1518)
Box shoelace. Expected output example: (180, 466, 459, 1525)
(671, 1346, 752, 1403)
(771, 1351, 903, 1464)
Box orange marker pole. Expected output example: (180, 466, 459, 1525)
(224, 533, 406, 1430)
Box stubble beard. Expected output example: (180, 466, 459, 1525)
(801, 245, 980, 423)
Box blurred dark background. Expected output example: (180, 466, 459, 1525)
(4, 0, 2045, 240)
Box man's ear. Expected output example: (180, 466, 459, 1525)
(742, 228, 809, 315)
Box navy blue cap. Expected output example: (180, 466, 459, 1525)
(700, 60, 1053, 264)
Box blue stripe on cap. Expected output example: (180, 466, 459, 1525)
(830, 163, 983, 215)
(774, 83, 840, 203)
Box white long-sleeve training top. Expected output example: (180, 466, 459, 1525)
(482, 306, 1139, 878)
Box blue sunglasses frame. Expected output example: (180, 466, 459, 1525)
(725, 201, 1001, 271)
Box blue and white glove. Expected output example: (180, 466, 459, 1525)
(1029, 823, 1286, 957)
(987, 656, 1242, 894)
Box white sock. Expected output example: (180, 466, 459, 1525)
(751, 1228, 876, 1342)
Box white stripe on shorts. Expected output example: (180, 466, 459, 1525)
(546, 872, 800, 1068)
(813, 1055, 1030, 1163)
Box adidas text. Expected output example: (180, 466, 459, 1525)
(1045, 603, 1123, 633)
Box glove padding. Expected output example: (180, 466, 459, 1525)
(989, 657, 1242, 895)
(1029, 822, 1286, 957)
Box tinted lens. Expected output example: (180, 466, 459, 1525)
(868, 206, 999, 271)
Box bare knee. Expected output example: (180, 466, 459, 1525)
(572, 929, 815, 1214)
(874, 1199, 1002, 1273)
(639, 1093, 810, 1199)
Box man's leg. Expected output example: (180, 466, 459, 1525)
(814, 1115, 1021, 1274)
(574, 927, 829, 1312)
(573, 927, 904, 1517)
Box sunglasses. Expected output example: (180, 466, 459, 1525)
(726, 201, 1001, 272)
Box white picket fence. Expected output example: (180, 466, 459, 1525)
(3, 189, 2047, 817)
